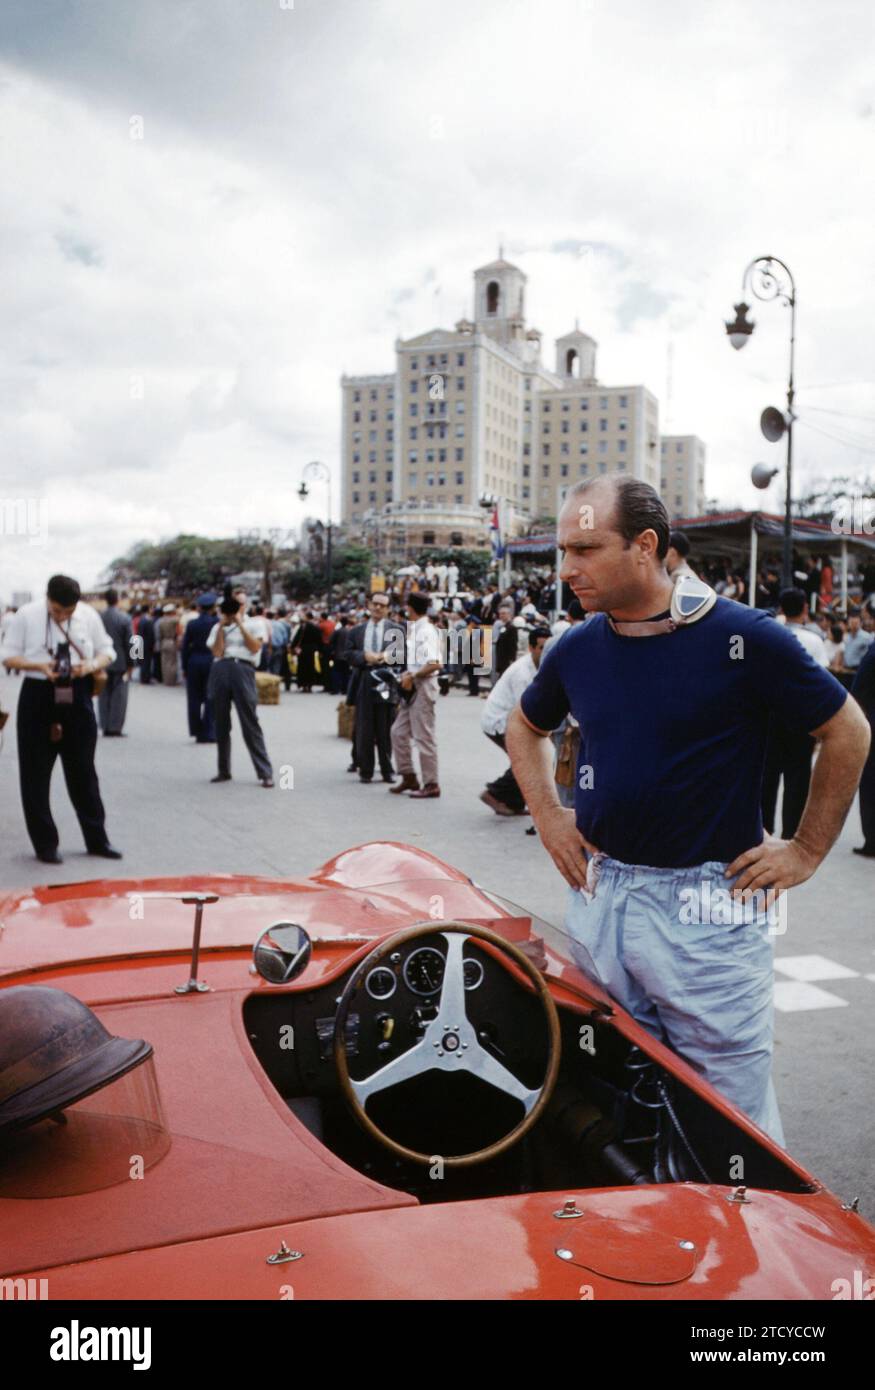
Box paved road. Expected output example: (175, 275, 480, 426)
(1, 668, 873, 1214)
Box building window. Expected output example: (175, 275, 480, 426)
(427, 473, 435, 487)
(353, 390, 361, 403)
(598, 462, 607, 474)
(580, 398, 589, 410)
(454, 494, 463, 504)
(455, 469, 464, 484)
(410, 380, 418, 393)
(619, 439, 627, 453)
(522, 463, 530, 478)
(561, 421, 569, 433)
(617, 461, 626, 471)
(561, 464, 569, 478)
(675, 495, 682, 507)
(409, 426, 418, 440)
(522, 485, 530, 499)
(579, 421, 588, 433)
(542, 464, 550, 478)
(457, 352, 465, 366)
(619, 395, 628, 408)
(561, 442, 569, 455)
(456, 401, 465, 414)
(352, 470, 360, 484)
(409, 449, 418, 463)
(598, 442, 607, 455)
(523, 443, 530, 456)
(369, 410, 377, 423)
(369, 491, 376, 502)
(369, 451, 377, 463)
(423, 530, 436, 545)
(599, 395, 608, 408)
(455, 450, 463, 464)
(455, 424, 464, 438)
(368, 470, 376, 483)
(543, 401, 551, 413)
(677, 443, 683, 454)
(352, 452, 360, 464)
(599, 418, 607, 432)
(353, 410, 360, 423)
(486, 280, 500, 314)
(543, 423, 550, 435)
(456, 377, 464, 391)
(439, 354, 447, 366)
(543, 444, 550, 457)
(369, 430, 377, 443)
(579, 444, 589, 456)
(579, 464, 589, 476)
(386, 429, 393, 442)
(352, 491, 360, 503)
(618, 418, 627, 431)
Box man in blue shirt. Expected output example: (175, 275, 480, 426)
(507, 477, 870, 1145)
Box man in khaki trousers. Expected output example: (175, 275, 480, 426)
(390, 591, 442, 798)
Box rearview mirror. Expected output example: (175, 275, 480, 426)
(253, 922, 312, 984)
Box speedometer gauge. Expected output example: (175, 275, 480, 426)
(403, 947, 445, 996)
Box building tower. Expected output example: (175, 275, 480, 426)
(555, 323, 598, 383)
(473, 253, 528, 353)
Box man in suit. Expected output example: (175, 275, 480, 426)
(98, 588, 134, 736)
(347, 592, 406, 784)
(182, 593, 217, 743)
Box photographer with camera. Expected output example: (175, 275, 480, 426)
(206, 589, 274, 787)
(2, 574, 121, 865)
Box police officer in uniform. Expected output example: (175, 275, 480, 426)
(2, 574, 123, 864)
(182, 592, 217, 743)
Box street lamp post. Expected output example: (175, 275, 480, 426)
(298, 461, 333, 602)
(725, 256, 797, 589)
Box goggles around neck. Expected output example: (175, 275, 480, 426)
(608, 575, 717, 637)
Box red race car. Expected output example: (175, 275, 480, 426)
(1, 839, 873, 1301)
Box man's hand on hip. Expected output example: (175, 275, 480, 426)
(536, 806, 596, 890)
(725, 832, 818, 899)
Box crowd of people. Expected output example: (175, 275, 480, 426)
(2, 522, 875, 866)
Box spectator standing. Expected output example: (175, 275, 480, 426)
(390, 591, 442, 797)
(206, 593, 274, 787)
(158, 605, 180, 685)
(98, 588, 133, 736)
(182, 592, 217, 743)
(2, 574, 122, 863)
(761, 589, 828, 840)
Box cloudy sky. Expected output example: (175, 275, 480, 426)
(1, 0, 874, 597)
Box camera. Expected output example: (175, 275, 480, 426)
(53, 642, 72, 686)
(369, 666, 413, 703)
(220, 583, 240, 618)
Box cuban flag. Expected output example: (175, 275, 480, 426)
(489, 504, 504, 559)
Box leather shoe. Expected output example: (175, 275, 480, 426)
(88, 844, 123, 859)
(480, 789, 519, 817)
(261, 778, 275, 788)
(37, 849, 63, 865)
(390, 773, 420, 794)
(346, 762, 358, 773)
(211, 773, 232, 783)
(359, 776, 373, 783)
(408, 783, 440, 799)
(853, 846, 875, 858)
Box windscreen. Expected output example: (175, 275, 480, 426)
(0, 1055, 170, 1199)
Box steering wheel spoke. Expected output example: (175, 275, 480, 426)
(350, 1038, 430, 1106)
(467, 1038, 541, 1115)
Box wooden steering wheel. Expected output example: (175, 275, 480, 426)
(333, 920, 562, 1169)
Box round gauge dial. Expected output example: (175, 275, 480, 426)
(463, 957, 484, 991)
(403, 947, 445, 996)
(365, 966, 397, 1001)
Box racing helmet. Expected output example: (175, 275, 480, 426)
(0, 986, 152, 1137)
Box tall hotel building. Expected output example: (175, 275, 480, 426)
(340, 256, 704, 557)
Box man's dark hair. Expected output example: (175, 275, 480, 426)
(830, 623, 844, 642)
(408, 591, 430, 616)
(105, 587, 119, 606)
(47, 574, 81, 607)
(529, 626, 552, 647)
(569, 478, 670, 560)
(669, 530, 690, 558)
(779, 587, 806, 619)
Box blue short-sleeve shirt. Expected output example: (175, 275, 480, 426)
(519, 600, 847, 867)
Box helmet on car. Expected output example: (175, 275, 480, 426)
(0, 986, 152, 1136)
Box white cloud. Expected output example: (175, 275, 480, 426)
(1, 0, 874, 597)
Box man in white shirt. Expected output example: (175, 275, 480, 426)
(2, 574, 121, 864)
(480, 627, 551, 815)
(390, 592, 442, 797)
(206, 590, 274, 787)
(762, 588, 828, 839)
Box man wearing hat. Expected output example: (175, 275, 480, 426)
(182, 594, 217, 743)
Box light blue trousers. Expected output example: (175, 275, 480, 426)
(565, 855, 785, 1147)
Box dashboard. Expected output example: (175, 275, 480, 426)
(244, 932, 549, 1103)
